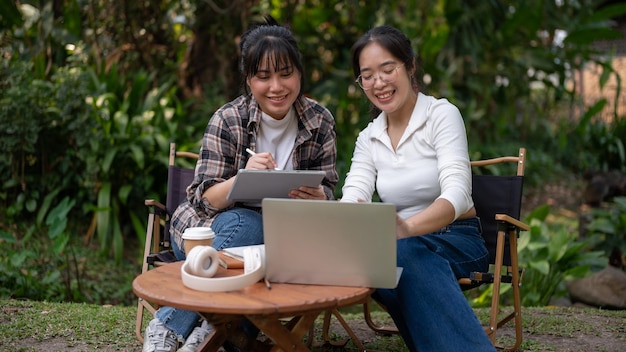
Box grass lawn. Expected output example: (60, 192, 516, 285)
(1, 298, 625, 351)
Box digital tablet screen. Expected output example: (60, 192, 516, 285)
(226, 169, 326, 202)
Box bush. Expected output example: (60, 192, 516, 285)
(0, 220, 137, 306)
(584, 196, 626, 258)
(517, 205, 606, 306)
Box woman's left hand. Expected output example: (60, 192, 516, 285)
(289, 185, 327, 200)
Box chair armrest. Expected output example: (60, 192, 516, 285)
(145, 199, 166, 211)
(494, 214, 530, 231)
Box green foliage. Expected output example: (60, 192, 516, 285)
(1, 194, 78, 302)
(80, 65, 184, 263)
(0, 227, 60, 301)
(0, 47, 98, 221)
(1, 37, 200, 264)
(43, 194, 74, 255)
(0, 0, 23, 29)
(0, 221, 137, 306)
(571, 104, 626, 172)
(517, 205, 605, 306)
(1, 191, 68, 302)
(585, 196, 626, 256)
(0, 61, 54, 218)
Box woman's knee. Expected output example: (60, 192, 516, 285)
(212, 207, 263, 248)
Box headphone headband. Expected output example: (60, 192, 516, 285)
(181, 246, 265, 292)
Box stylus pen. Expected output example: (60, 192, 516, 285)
(264, 277, 272, 290)
(245, 148, 280, 170)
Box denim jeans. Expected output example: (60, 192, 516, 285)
(156, 207, 264, 340)
(373, 217, 496, 352)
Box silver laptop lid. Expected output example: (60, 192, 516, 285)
(262, 198, 399, 288)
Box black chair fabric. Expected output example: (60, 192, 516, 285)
(472, 174, 524, 266)
(163, 165, 195, 244)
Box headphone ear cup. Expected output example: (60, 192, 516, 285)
(186, 246, 220, 277)
(186, 246, 204, 276)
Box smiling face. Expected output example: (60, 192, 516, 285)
(246, 54, 301, 120)
(358, 42, 415, 119)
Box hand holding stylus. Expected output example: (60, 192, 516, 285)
(246, 148, 280, 170)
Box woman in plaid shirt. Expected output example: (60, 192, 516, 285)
(142, 16, 338, 352)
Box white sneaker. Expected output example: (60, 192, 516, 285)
(177, 320, 214, 352)
(143, 318, 179, 352)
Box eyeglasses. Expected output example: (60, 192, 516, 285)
(355, 63, 405, 90)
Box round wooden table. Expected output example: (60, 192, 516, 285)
(133, 261, 373, 352)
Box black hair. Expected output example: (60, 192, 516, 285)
(239, 15, 304, 95)
(350, 26, 424, 118)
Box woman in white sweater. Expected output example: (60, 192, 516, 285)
(341, 25, 496, 352)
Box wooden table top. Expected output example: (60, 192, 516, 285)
(133, 262, 373, 317)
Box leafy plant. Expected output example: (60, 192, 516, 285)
(81, 65, 184, 263)
(0, 197, 137, 305)
(517, 205, 605, 306)
(584, 196, 626, 257)
(0, 61, 55, 219)
(0, 191, 74, 302)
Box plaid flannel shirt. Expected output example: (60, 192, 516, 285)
(170, 93, 338, 249)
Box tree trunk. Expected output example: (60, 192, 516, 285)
(179, 0, 258, 102)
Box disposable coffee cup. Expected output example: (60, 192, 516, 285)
(182, 227, 216, 257)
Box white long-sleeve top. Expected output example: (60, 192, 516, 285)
(341, 92, 473, 220)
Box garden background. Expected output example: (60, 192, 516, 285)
(1, 0, 625, 313)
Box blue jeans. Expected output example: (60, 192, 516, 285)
(155, 207, 264, 340)
(373, 217, 496, 352)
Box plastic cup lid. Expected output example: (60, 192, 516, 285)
(182, 227, 215, 240)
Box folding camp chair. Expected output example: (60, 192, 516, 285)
(135, 142, 198, 343)
(320, 148, 529, 351)
(461, 147, 528, 350)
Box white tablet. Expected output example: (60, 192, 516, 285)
(226, 169, 326, 202)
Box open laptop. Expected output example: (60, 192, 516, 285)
(261, 198, 401, 288)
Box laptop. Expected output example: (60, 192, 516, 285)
(261, 198, 401, 288)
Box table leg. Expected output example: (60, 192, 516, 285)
(195, 327, 226, 352)
(195, 315, 240, 352)
(318, 308, 366, 350)
(247, 311, 321, 352)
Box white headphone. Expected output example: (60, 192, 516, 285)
(181, 245, 265, 292)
